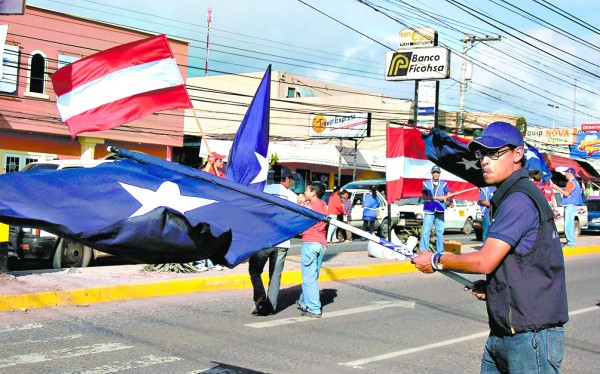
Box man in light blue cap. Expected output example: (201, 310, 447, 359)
(412, 121, 568, 373)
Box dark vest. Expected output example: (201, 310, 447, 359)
(487, 169, 568, 336)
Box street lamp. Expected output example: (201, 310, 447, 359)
(548, 103, 559, 128)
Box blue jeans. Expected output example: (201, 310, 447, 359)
(564, 205, 576, 246)
(481, 327, 565, 373)
(420, 213, 445, 253)
(482, 212, 491, 242)
(248, 247, 288, 311)
(298, 242, 327, 314)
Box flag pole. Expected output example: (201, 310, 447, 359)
(446, 186, 479, 199)
(327, 218, 475, 288)
(191, 107, 220, 175)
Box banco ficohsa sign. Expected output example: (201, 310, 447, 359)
(385, 47, 450, 81)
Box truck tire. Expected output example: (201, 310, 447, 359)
(53, 238, 93, 269)
(575, 219, 581, 236)
(462, 218, 474, 235)
(378, 218, 390, 238)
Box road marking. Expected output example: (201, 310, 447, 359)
(339, 305, 600, 368)
(59, 355, 182, 374)
(245, 301, 415, 329)
(0, 343, 132, 368)
(3, 334, 82, 347)
(0, 323, 43, 333)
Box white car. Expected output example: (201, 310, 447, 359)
(395, 197, 480, 235)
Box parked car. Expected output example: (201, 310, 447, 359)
(395, 197, 479, 235)
(323, 188, 395, 238)
(7, 159, 112, 269)
(584, 197, 600, 233)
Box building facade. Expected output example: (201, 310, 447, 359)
(0, 5, 190, 173)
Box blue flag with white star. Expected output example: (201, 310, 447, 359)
(0, 148, 323, 267)
(525, 142, 552, 184)
(423, 128, 487, 188)
(225, 65, 271, 190)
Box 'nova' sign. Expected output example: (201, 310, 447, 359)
(525, 126, 577, 145)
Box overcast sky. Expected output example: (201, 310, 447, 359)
(26, 0, 600, 129)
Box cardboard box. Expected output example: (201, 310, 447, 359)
(443, 240, 461, 255)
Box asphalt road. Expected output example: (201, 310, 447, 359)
(1, 253, 598, 373)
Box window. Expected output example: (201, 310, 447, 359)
(287, 87, 296, 98)
(26, 51, 49, 98)
(4, 154, 39, 173)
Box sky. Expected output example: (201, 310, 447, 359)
(25, 0, 600, 129)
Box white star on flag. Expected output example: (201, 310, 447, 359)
(119, 181, 217, 218)
(250, 151, 269, 185)
(458, 158, 479, 171)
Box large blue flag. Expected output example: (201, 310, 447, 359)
(525, 142, 552, 184)
(422, 128, 487, 188)
(0, 148, 324, 267)
(226, 65, 271, 190)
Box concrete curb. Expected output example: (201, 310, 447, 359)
(1, 245, 598, 312)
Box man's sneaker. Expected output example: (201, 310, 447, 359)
(211, 264, 224, 271)
(295, 300, 307, 312)
(195, 264, 209, 272)
(300, 311, 322, 318)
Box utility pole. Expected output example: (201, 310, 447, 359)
(572, 78, 577, 127)
(205, 6, 212, 77)
(458, 34, 501, 135)
(548, 103, 559, 128)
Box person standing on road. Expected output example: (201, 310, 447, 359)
(553, 167, 582, 247)
(529, 169, 556, 208)
(412, 121, 568, 373)
(341, 190, 353, 242)
(249, 165, 299, 316)
(478, 185, 496, 242)
(420, 166, 451, 253)
(361, 185, 380, 240)
(326, 186, 344, 243)
(297, 181, 328, 318)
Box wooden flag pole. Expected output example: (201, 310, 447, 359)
(191, 107, 220, 175)
(446, 186, 479, 199)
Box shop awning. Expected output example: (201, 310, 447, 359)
(544, 154, 600, 181)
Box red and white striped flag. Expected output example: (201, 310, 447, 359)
(51, 34, 192, 138)
(386, 126, 479, 204)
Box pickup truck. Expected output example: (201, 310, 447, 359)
(394, 197, 480, 235)
(473, 192, 588, 241)
(7, 159, 111, 269)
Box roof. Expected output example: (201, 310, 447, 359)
(544, 154, 600, 181)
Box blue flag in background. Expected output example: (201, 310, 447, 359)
(0, 148, 323, 267)
(226, 65, 271, 190)
(525, 142, 552, 183)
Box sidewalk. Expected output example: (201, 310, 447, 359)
(1, 240, 598, 312)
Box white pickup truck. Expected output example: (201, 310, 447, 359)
(394, 197, 480, 235)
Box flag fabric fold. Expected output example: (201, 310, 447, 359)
(386, 127, 480, 202)
(525, 142, 552, 184)
(0, 149, 324, 267)
(225, 65, 271, 190)
(51, 34, 192, 138)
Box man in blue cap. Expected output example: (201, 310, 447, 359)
(552, 167, 582, 247)
(411, 122, 568, 373)
(420, 165, 451, 253)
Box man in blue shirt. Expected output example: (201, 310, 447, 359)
(420, 166, 450, 253)
(553, 167, 582, 247)
(478, 185, 496, 242)
(412, 121, 568, 373)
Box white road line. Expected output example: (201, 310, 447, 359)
(0, 323, 43, 333)
(339, 305, 600, 368)
(245, 301, 415, 329)
(59, 355, 182, 374)
(3, 334, 82, 347)
(0, 343, 133, 368)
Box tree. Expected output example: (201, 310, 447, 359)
(516, 117, 527, 135)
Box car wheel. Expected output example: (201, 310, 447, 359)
(53, 239, 93, 269)
(474, 230, 483, 241)
(378, 218, 390, 238)
(575, 220, 581, 236)
(462, 218, 474, 235)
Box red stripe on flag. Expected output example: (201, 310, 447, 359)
(64, 85, 190, 138)
(52, 35, 174, 95)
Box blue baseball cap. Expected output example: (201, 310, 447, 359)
(468, 121, 524, 152)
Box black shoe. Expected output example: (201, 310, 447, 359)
(255, 297, 273, 316)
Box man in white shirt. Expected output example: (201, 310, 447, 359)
(249, 165, 299, 316)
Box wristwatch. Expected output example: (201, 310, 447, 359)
(433, 254, 444, 270)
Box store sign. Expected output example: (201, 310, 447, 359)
(385, 47, 450, 81)
(581, 123, 600, 132)
(0, 0, 25, 15)
(398, 27, 437, 48)
(417, 80, 437, 128)
(525, 126, 577, 145)
(571, 132, 600, 158)
(309, 112, 370, 138)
